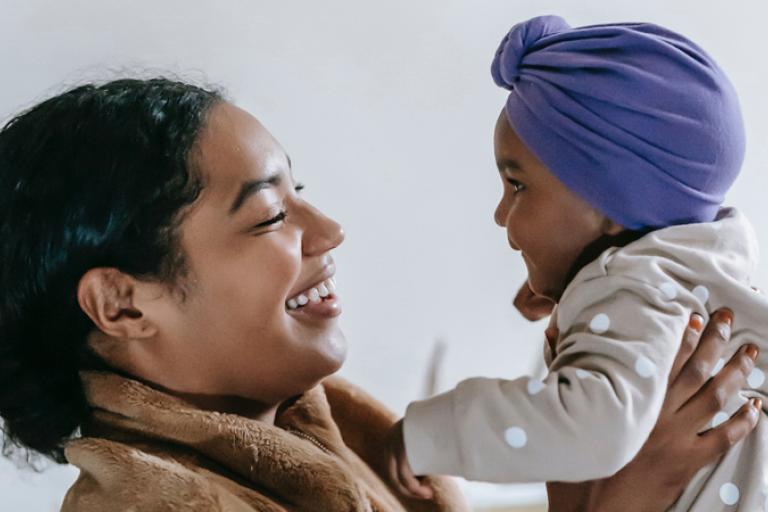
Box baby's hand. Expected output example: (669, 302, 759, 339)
(384, 419, 435, 500)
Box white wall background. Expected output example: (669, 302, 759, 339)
(1, 1, 767, 510)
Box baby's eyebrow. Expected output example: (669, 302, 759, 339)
(496, 158, 524, 173)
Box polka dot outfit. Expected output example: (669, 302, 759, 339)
(403, 209, 767, 511)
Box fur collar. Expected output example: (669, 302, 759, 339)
(62, 372, 468, 512)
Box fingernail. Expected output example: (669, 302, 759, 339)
(719, 309, 733, 326)
(745, 345, 759, 361)
(689, 313, 704, 332)
(752, 398, 762, 410)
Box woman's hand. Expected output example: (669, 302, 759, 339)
(383, 419, 435, 500)
(548, 309, 762, 512)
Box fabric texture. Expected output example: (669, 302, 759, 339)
(491, 15, 745, 230)
(404, 208, 768, 511)
(62, 372, 469, 512)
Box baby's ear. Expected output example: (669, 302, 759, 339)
(601, 217, 625, 237)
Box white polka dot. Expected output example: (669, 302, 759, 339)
(589, 313, 610, 334)
(575, 369, 590, 379)
(526, 378, 545, 395)
(711, 411, 729, 429)
(693, 285, 710, 304)
(660, 282, 677, 300)
(504, 427, 527, 448)
(719, 482, 740, 506)
(748, 368, 766, 389)
(635, 356, 656, 378)
(710, 358, 725, 376)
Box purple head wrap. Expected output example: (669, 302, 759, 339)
(491, 16, 745, 229)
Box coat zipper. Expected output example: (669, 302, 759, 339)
(284, 427, 380, 512)
(284, 427, 331, 454)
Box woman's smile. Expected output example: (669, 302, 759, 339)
(287, 290, 342, 319)
(285, 259, 342, 319)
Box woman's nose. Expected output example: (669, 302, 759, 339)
(300, 201, 345, 256)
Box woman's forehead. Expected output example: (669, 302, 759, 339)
(196, 102, 290, 202)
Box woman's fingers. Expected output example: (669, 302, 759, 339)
(668, 309, 733, 411)
(678, 344, 757, 429)
(696, 398, 761, 465)
(668, 313, 704, 384)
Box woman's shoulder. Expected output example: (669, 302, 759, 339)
(61, 437, 251, 512)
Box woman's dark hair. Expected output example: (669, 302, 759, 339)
(0, 77, 223, 463)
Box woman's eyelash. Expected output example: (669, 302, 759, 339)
(254, 211, 287, 229)
(251, 184, 303, 231)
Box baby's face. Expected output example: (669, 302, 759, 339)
(493, 109, 615, 302)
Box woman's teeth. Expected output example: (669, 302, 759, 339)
(286, 278, 336, 310)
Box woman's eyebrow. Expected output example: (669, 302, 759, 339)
(228, 173, 282, 215)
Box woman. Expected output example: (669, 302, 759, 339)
(0, 78, 757, 511)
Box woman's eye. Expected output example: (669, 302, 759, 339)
(506, 178, 526, 193)
(253, 210, 287, 230)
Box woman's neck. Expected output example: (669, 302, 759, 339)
(170, 390, 281, 424)
(84, 331, 285, 424)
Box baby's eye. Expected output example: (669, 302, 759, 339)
(294, 182, 305, 194)
(506, 178, 526, 193)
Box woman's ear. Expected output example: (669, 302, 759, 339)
(77, 268, 158, 339)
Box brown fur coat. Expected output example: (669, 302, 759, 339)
(61, 372, 469, 511)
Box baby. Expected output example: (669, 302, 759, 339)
(386, 16, 767, 511)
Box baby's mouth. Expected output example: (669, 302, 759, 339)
(285, 278, 336, 310)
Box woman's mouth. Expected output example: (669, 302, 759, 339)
(285, 278, 341, 319)
(286, 277, 336, 309)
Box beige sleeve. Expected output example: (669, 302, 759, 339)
(403, 275, 696, 483)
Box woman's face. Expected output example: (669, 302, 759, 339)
(136, 102, 347, 404)
(493, 109, 613, 302)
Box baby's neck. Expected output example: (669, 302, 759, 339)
(558, 228, 651, 302)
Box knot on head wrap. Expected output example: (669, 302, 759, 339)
(492, 15, 569, 86)
(491, 16, 745, 230)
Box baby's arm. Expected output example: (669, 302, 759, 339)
(403, 275, 697, 483)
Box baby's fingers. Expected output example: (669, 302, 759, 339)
(395, 455, 434, 500)
(697, 398, 761, 465)
(388, 454, 412, 498)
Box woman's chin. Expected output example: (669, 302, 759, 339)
(316, 330, 348, 374)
